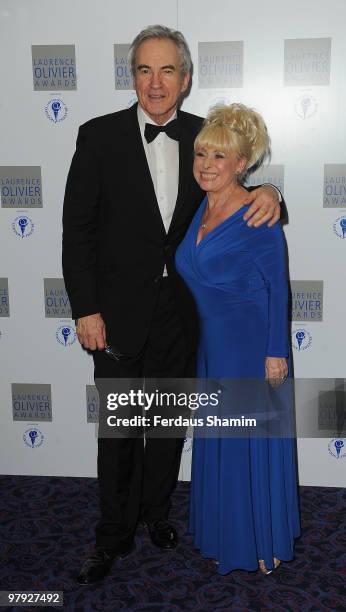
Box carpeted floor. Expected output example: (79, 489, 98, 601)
(1, 476, 345, 611)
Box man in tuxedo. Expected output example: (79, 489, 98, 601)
(62, 25, 280, 584)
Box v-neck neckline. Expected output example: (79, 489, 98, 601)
(195, 200, 247, 248)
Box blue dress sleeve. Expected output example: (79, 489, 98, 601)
(247, 222, 289, 358)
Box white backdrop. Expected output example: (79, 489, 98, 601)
(0, 0, 345, 486)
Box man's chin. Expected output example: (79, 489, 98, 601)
(147, 108, 175, 125)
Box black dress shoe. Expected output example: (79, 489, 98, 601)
(145, 519, 178, 549)
(77, 543, 133, 585)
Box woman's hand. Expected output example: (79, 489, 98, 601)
(265, 356, 288, 387)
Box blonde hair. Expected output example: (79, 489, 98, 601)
(195, 103, 271, 178)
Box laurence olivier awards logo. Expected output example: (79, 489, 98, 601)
(46, 279, 76, 346)
(318, 385, 346, 431)
(44, 98, 68, 123)
(23, 426, 44, 448)
(0, 166, 42, 208)
(328, 438, 346, 459)
(295, 94, 318, 119)
(284, 38, 331, 86)
(44, 278, 72, 318)
(86, 385, 99, 423)
(292, 328, 312, 351)
(333, 216, 346, 239)
(12, 384, 52, 422)
(290, 281, 323, 322)
(114, 44, 133, 90)
(246, 165, 284, 195)
(198, 41, 243, 89)
(56, 323, 77, 347)
(323, 165, 346, 208)
(0, 278, 10, 317)
(31, 45, 77, 90)
(12, 215, 35, 238)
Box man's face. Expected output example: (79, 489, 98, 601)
(134, 38, 190, 125)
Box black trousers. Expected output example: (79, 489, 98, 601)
(93, 278, 190, 550)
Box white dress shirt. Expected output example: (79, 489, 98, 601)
(137, 105, 179, 234)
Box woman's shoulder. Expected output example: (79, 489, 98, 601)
(236, 205, 285, 251)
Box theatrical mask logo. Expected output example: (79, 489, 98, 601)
(23, 426, 44, 448)
(295, 94, 318, 119)
(12, 215, 35, 238)
(333, 216, 346, 239)
(56, 323, 77, 347)
(292, 328, 312, 351)
(45, 98, 68, 123)
(328, 438, 346, 459)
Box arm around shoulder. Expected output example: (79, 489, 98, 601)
(243, 184, 281, 227)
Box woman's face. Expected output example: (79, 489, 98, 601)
(193, 146, 246, 193)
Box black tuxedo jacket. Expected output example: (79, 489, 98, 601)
(62, 103, 205, 354)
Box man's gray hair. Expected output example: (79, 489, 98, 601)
(129, 24, 192, 77)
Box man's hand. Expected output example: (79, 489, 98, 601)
(76, 313, 106, 351)
(243, 185, 281, 228)
(265, 356, 288, 387)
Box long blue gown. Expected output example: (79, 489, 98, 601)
(175, 197, 301, 574)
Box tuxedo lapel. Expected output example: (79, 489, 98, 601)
(168, 110, 195, 234)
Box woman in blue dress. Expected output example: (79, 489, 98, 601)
(175, 104, 300, 574)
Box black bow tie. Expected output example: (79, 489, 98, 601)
(144, 119, 180, 143)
